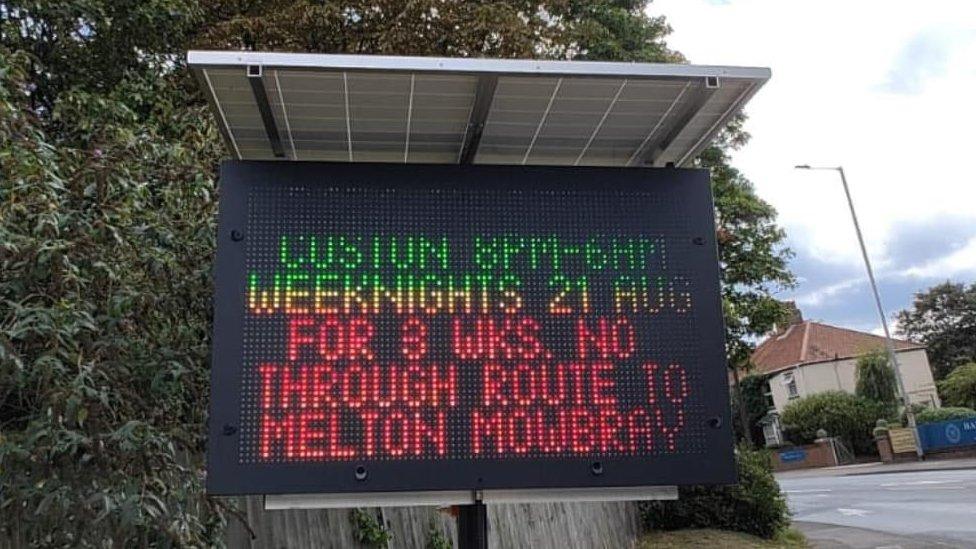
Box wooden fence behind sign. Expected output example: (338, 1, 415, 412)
(224, 497, 643, 549)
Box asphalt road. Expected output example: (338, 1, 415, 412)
(779, 468, 976, 548)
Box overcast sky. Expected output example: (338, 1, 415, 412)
(651, 0, 976, 335)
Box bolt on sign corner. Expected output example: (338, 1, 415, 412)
(207, 162, 734, 495)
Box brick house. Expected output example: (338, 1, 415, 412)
(749, 314, 941, 414)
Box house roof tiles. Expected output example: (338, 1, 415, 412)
(750, 321, 923, 375)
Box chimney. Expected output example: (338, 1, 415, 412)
(783, 301, 803, 325)
(770, 301, 804, 335)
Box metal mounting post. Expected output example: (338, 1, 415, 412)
(456, 499, 488, 549)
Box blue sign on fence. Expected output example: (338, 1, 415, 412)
(917, 417, 976, 452)
(779, 448, 807, 463)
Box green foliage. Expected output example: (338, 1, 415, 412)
(731, 374, 770, 447)
(781, 392, 887, 455)
(640, 446, 790, 539)
(915, 407, 976, 425)
(195, 0, 681, 62)
(938, 363, 976, 409)
(425, 521, 452, 549)
(896, 281, 976, 380)
(872, 418, 889, 438)
(899, 403, 925, 426)
(708, 125, 795, 444)
(0, 46, 225, 546)
(0, 1, 205, 115)
(872, 418, 890, 438)
(1, 0, 794, 544)
(350, 508, 393, 548)
(855, 348, 898, 412)
(773, 528, 809, 547)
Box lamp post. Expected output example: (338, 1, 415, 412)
(794, 165, 923, 458)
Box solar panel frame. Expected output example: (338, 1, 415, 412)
(189, 51, 769, 167)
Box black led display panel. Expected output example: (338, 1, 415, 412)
(208, 161, 734, 495)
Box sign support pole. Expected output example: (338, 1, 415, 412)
(457, 500, 488, 549)
(795, 164, 924, 459)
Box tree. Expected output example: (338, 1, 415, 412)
(1, 1, 793, 544)
(897, 281, 976, 380)
(701, 126, 794, 446)
(700, 125, 796, 369)
(0, 1, 205, 116)
(0, 48, 224, 545)
(938, 362, 976, 410)
(855, 348, 898, 413)
(194, 1, 682, 62)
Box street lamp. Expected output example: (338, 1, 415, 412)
(794, 165, 923, 458)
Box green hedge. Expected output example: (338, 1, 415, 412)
(640, 447, 790, 539)
(915, 407, 976, 424)
(781, 391, 886, 455)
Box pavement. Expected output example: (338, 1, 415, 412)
(778, 465, 976, 548)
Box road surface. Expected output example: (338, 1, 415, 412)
(779, 468, 976, 548)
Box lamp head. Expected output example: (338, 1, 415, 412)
(794, 164, 812, 169)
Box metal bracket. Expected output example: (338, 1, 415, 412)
(247, 64, 286, 158)
(640, 81, 715, 166)
(458, 76, 498, 164)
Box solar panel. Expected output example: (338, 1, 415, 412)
(189, 51, 769, 167)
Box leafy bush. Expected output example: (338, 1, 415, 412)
(350, 509, 393, 548)
(938, 363, 976, 409)
(900, 403, 927, 426)
(915, 407, 976, 425)
(640, 447, 790, 539)
(426, 523, 452, 549)
(0, 49, 225, 546)
(781, 391, 886, 455)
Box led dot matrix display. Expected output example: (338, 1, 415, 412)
(207, 162, 734, 495)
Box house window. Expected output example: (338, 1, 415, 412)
(783, 372, 799, 400)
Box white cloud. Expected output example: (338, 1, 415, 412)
(794, 276, 863, 307)
(901, 235, 976, 279)
(651, 0, 976, 324)
(652, 0, 976, 263)
(784, 235, 976, 311)
(869, 317, 901, 338)
(880, 29, 957, 94)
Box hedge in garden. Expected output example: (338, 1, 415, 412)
(640, 447, 790, 539)
(915, 407, 976, 425)
(780, 391, 886, 455)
